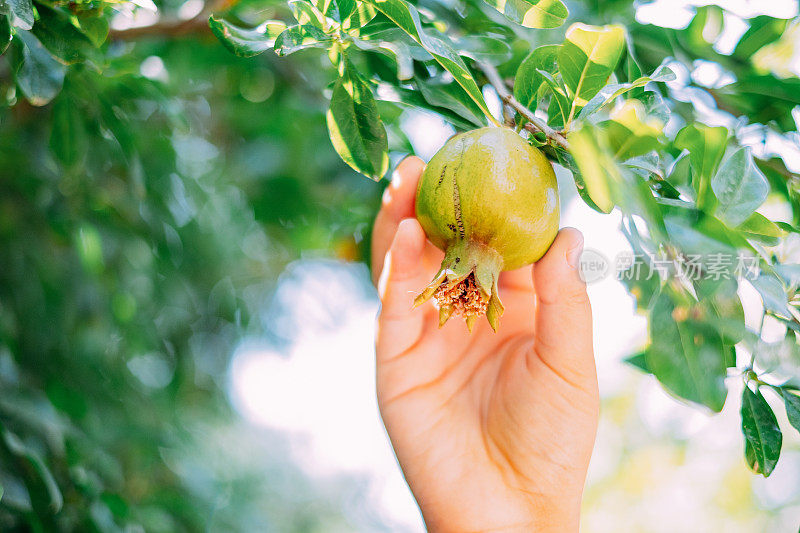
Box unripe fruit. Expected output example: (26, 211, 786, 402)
(414, 127, 560, 331)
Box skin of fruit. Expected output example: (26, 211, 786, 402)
(415, 126, 560, 270)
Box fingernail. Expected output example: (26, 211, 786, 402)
(566, 236, 584, 270)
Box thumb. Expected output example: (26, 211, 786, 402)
(532, 228, 595, 381)
(376, 218, 429, 361)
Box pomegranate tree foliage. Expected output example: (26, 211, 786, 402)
(210, 0, 800, 477)
(0, 0, 799, 528)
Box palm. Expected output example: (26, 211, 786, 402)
(372, 157, 598, 532)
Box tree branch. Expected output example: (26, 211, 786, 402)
(480, 62, 570, 150)
(109, 0, 232, 40)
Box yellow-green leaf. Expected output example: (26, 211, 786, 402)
(558, 23, 625, 110)
(482, 0, 567, 29)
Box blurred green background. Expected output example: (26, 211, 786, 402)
(1, 0, 800, 531)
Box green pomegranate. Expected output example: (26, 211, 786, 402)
(414, 127, 560, 332)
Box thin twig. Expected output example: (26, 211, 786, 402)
(480, 62, 570, 150)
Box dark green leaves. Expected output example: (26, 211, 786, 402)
(711, 148, 769, 227)
(367, 0, 495, 124)
(30, 4, 97, 65)
(481, 0, 567, 29)
(326, 61, 389, 180)
(209, 16, 286, 58)
(741, 386, 781, 477)
(645, 291, 728, 412)
(50, 94, 87, 167)
(513, 44, 558, 111)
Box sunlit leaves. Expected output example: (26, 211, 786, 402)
(577, 64, 674, 121)
(452, 35, 511, 65)
(741, 386, 782, 477)
(316, 0, 357, 23)
(366, 0, 495, 124)
(781, 387, 800, 434)
(733, 15, 789, 61)
(274, 24, 332, 56)
(15, 31, 66, 106)
(568, 125, 617, 213)
(6, 0, 34, 30)
(674, 124, 728, 211)
(481, 0, 567, 29)
(751, 272, 791, 317)
(711, 148, 769, 227)
(646, 290, 728, 412)
(513, 44, 558, 111)
(558, 23, 625, 122)
(738, 212, 784, 245)
(326, 61, 389, 180)
(209, 17, 287, 58)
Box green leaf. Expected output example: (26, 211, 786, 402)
(366, 0, 496, 124)
(577, 64, 674, 121)
(209, 16, 286, 58)
(733, 15, 789, 60)
(781, 387, 800, 434)
(738, 212, 785, 245)
(558, 23, 625, 117)
(645, 290, 728, 412)
(674, 123, 728, 210)
(375, 83, 477, 130)
(5, 0, 34, 30)
(343, 3, 377, 31)
(326, 61, 389, 180)
(50, 94, 87, 167)
(554, 148, 608, 214)
(568, 125, 617, 213)
(625, 351, 651, 373)
(601, 100, 662, 161)
(316, 0, 357, 23)
(711, 148, 769, 227)
(537, 68, 569, 126)
(0, 16, 11, 55)
(274, 24, 332, 56)
(76, 16, 109, 48)
(289, 0, 327, 29)
(751, 272, 791, 317)
(15, 31, 66, 106)
(452, 35, 511, 65)
(481, 0, 567, 29)
(741, 386, 782, 477)
(513, 44, 558, 111)
(416, 77, 485, 127)
(31, 4, 97, 65)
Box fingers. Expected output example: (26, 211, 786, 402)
(532, 228, 595, 382)
(498, 265, 535, 293)
(371, 156, 426, 285)
(376, 218, 430, 362)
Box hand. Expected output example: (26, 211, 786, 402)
(372, 157, 599, 533)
